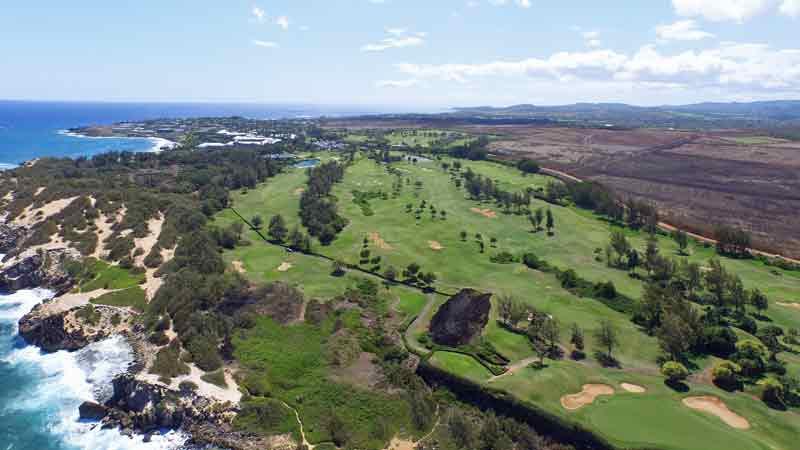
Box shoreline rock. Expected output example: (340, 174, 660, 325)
(18, 303, 133, 352)
(0, 247, 79, 293)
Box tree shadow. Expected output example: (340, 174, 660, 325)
(664, 380, 690, 393)
(594, 351, 620, 368)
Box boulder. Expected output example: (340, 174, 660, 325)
(79, 401, 109, 420)
(429, 288, 492, 346)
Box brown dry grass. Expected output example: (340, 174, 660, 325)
(369, 231, 394, 250)
(470, 207, 497, 218)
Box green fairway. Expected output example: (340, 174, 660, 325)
(429, 351, 492, 382)
(215, 153, 800, 450)
(78, 259, 145, 292)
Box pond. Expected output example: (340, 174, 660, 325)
(294, 158, 320, 168)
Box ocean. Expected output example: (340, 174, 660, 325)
(0, 100, 383, 168)
(0, 101, 380, 449)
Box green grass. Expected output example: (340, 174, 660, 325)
(490, 360, 797, 450)
(725, 136, 784, 145)
(90, 287, 147, 312)
(234, 398, 300, 439)
(234, 316, 415, 448)
(79, 259, 145, 292)
(429, 351, 492, 383)
(217, 153, 800, 450)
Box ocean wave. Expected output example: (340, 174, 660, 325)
(0, 290, 188, 449)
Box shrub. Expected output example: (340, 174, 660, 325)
(489, 251, 517, 264)
(759, 377, 785, 407)
(149, 340, 190, 380)
(661, 361, 689, 384)
(179, 380, 198, 393)
(201, 369, 228, 388)
(712, 361, 741, 389)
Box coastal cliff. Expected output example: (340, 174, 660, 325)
(18, 303, 133, 352)
(0, 247, 79, 293)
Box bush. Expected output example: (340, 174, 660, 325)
(201, 369, 228, 388)
(712, 361, 741, 389)
(179, 380, 198, 393)
(242, 372, 272, 397)
(701, 326, 738, 357)
(594, 281, 617, 299)
(148, 331, 170, 346)
(188, 338, 224, 372)
(489, 251, 517, 264)
(759, 377, 785, 407)
(522, 253, 548, 270)
(661, 361, 689, 384)
(149, 340, 190, 380)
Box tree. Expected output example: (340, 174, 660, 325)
(570, 323, 585, 351)
(627, 249, 640, 275)
(705, 258, 728, 307)
(594, 319, 619, 363)
(661, 361, 689, 384)
(289, 227, 303, 250)
(644, 233, 659, 273)
(460, 230, 467, 241)
(542, 318, 561, 356)
(750, 288, 769, 315)
(448, 410, 478, 450)
(673, 229, 689, 255)
(331, 260, 345, 277)
(267, 214, 288, 242)
(609, 230, 631, 267)
(420, 272, 437, 287)
(251, 214, 263, 230)
(657, 311, 694, 361)
(490, 237, 498, 247)
(534, 207, 544, 231)
(545, 208, 554, 235)
(383, 265, 398, 281)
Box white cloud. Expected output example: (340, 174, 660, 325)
(362, 29, 426, 52)
(363, 36, 425, 52)
(393, 42, 800, 93)
(656, 20, 715, 41)
(587, 39, 602, 48)
(582, 31, 600, 40)
(671, 0, 800, 21)
(376, 79, 420, 88)
(252, 40, 278, 48)
(275, 16, 290, 30)
(780, 0, 800, 16)
(251, 6, 266, 23)
(488, 0, 531, 8)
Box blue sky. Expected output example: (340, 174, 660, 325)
(1, 1, 799, 108)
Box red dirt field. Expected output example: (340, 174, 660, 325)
(474, 125, 800, 258)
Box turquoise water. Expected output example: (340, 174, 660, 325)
(0, 289, 187, 450)
(294, 158, 321, 168)
(0, 101, 378, 449)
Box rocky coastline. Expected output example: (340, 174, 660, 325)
(0, 221, 261, 450)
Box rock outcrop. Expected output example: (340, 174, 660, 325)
(102, 374, 250, 446)
(0, 247, 79, 293)
(0, 223, 23, 254)
(18, 304, 133, 352)
(429, 288, 492, 346)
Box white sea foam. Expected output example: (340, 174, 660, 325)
(0, 290, 188, 449)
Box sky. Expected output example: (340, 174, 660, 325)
(1, 0, 799, 109)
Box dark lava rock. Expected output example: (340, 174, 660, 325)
(0, 247, 79, 293)
(79, 401, 109, 420)
(429, 288, 492, 346)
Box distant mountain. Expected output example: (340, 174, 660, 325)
(448, 100, 800, 129)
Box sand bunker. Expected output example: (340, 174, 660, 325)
(428, 240, 444, 251)
(620, 383, 646, 393)
(777, 302, 800, 311)
(293, 187, 305, 196)
(232, 260, 246, 273)
(369, 232, 393, 250)
(561, 384, 615, 410)
(277, 262, 293, 272)
(683, 396, 750, 430)
(385, 437, 415, 450)
(470, 207, 497, 218)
